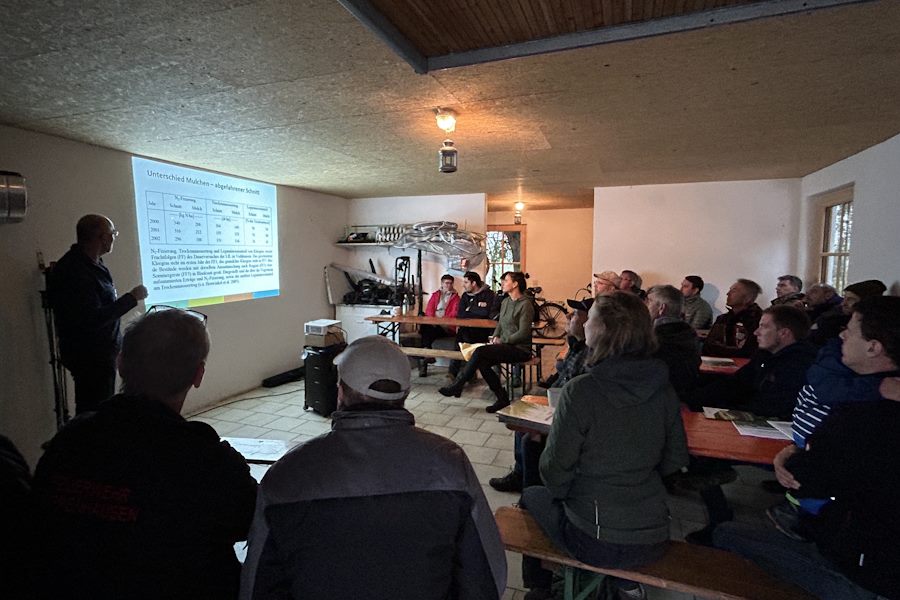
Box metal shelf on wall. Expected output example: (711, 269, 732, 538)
(334, 241, 391, 247)
(338, 224, 410, 245)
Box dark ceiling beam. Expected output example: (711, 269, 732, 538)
(337, 0, 428, 74)
(341, 0, 875, 74)
(428, 0, 874, 71)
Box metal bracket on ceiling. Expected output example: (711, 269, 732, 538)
(336, 0, 429, 74)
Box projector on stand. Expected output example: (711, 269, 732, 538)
(304, 319, 344, 348)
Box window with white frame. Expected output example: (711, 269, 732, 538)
(486, 225, 525, 291)
(817, 186, 853, 292)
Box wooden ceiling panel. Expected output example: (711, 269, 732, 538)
(369, 0, 763, 57)
(368, 0, 765, 58)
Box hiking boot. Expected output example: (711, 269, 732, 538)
(489, 469, 523, 493)
(485, 389, 510, 413)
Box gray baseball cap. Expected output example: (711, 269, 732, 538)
(333, 335, 411, 401)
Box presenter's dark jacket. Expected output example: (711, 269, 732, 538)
(48, 244, 137, 361)
(787, 400, 900, 599)
(30, 394, 258, 600)
(240, 406, 507, 600)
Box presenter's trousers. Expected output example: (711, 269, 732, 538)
(63, 353, 116, 414)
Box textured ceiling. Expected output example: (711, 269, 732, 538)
(1, 0, 899, 211)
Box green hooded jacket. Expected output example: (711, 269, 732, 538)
(540, 355, 688, 545)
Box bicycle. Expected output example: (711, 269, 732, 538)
(573, 282, 593, 301)
(526, 286, 568, 339)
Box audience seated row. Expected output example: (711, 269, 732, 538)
(7, 266, 897, 600)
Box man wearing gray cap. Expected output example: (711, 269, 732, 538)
(240, 336, 507, 600)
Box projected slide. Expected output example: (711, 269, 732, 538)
(132, 157, 279, 308)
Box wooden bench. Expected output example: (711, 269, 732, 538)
(495, 506, 814, 600)
(399, 347, 464, 360)
(400, 347, 538, 399)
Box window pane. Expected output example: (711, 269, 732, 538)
(821, 255, 850, 293)
(823, 201, 853, 254)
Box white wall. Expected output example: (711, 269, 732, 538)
(344, 194, 486, 295)
(0, 125, 349, 466)
(488, 208, 594, 303)
(593, 180, 801, 312)
(800, 134, 900, 294)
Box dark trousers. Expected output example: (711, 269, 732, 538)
(520, 486, 667, 589)
(455, 343, 531, 393)
(513, 431, 546, 487)
(63, 353, 116, 414)
(450, 326, 492, 377)
(419, 324, 450, 349)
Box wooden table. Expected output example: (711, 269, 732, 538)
(699, 356, 750, 376)
(680, 406, 789, 465)
(367, 313, 565, 379)
(366, 313, 497, 339)
(501, 398, 789, 466)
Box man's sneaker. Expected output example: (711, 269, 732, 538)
(766, 500, 809, 541)
(489, 469, 523, 493)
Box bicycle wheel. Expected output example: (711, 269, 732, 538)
(537, 303, 568, 338)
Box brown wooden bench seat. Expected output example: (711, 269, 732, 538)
(401, 347, 538, 400)
(399, 347, 464, 360)
(494, 506, 814, 600)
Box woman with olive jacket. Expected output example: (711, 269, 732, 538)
(520, 292, 689, 600)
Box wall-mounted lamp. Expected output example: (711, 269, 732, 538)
(514, 201, 524, 224)
(435, 108, 457, 133)
(439, 140, 458, 173)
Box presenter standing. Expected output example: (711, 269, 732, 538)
(49, 214, 148, 414)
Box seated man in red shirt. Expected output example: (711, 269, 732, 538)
(420, 273, 460, 350)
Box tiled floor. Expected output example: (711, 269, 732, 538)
(189, 362, 785, 600)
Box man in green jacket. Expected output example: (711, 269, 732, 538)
(440, 271, 534, 412)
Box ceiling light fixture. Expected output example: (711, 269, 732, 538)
(514, 201, 524, 224)
(434, 108, 457, 133)
(439, 140, 458, 173)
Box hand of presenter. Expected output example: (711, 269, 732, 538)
(130, 285, 148, 301)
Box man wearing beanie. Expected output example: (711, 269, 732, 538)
(809, 279, 886, 345)
(240, 336, 506, 600)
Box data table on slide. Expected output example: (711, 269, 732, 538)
(144, 192, 273, 247)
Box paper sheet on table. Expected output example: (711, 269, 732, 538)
(700, 356, 736, 367)
(766, 420, 794, 439)
(702, 406, 756, 421)
(731, 421, 792, 440)
(496, 400, 554, 434)
(223, 437, 292, 463)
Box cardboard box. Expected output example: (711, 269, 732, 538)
(304, 330, 346, 348)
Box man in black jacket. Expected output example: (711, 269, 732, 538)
(689, 305, 816, 419)
(714, 296, 900, 599)
(49, 214, 148, 413)
(241, 336, 507, 600)
(645, 285, 702, 400)
(31, 308, 257, 600)
(449, 270, 497, 379)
